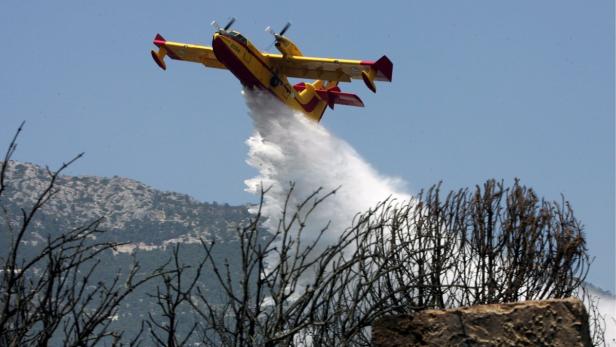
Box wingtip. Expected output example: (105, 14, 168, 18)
(151, 50, 166, 70)
(356, 96, 365, 108)
(362, 71, 377, 93)
(374, 55, 393, 82)
(153, 33, 166, 47)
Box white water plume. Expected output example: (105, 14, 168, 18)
(243, 90, 410, 244)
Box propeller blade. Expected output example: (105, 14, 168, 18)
(279, 22, 291, 36)
(266, 40, 276, 51)
(223, 17, 236, 31)
(210, 20, 221, 31)
(264, 22, 291, 51)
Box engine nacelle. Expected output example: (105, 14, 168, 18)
(275, 36, 303, 57)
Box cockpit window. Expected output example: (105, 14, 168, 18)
(229, 31, 247, 45)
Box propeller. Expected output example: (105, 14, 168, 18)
(265, 22, 291, 50)
(223, 17, 236, 31)
(211, 17, 236, 32)
(279, 22, 291, 36)
(265, 22, 291, 39)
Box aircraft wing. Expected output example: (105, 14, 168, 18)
(264, 53, 393, 88)
(151, 34, 225, 70)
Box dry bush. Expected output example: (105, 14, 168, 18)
(150, 179, 598, 346)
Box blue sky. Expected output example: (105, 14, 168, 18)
(1, 1, 614, 291)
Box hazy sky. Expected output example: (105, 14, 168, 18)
(1, 1, 614, 291)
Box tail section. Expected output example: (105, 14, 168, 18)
(294, 80, 364, 122)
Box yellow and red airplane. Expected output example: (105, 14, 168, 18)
(151, 20, 393, 122)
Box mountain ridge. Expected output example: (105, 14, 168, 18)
(0, 160, 253, 250)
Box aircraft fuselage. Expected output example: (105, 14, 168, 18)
(212, 32, 327, 121)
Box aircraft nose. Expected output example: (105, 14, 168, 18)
(212, 32, 230, 47)
(212, 32, 232, 66)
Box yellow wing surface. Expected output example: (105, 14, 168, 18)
(151, 33, 392, 92)
(151, 34, 225, 70)
(264, 53, 393, 92)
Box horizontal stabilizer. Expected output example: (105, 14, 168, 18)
(294, 83, 364, 109)
(315, 89, 364, 108)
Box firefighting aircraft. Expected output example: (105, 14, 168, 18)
(151, 19, 393, 122)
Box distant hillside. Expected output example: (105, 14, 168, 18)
(0, 160, 252, 250)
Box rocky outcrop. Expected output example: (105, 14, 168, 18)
(372, 297, 592, 347)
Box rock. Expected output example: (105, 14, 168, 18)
(372, 297, 592, 347)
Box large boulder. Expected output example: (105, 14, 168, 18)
(372, 297, 592, 347)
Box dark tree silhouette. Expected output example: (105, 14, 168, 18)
(0, 123, 163, 346)
(146, 245, 202, 347)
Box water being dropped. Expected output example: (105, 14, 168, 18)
(243, 90, 410, 245)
